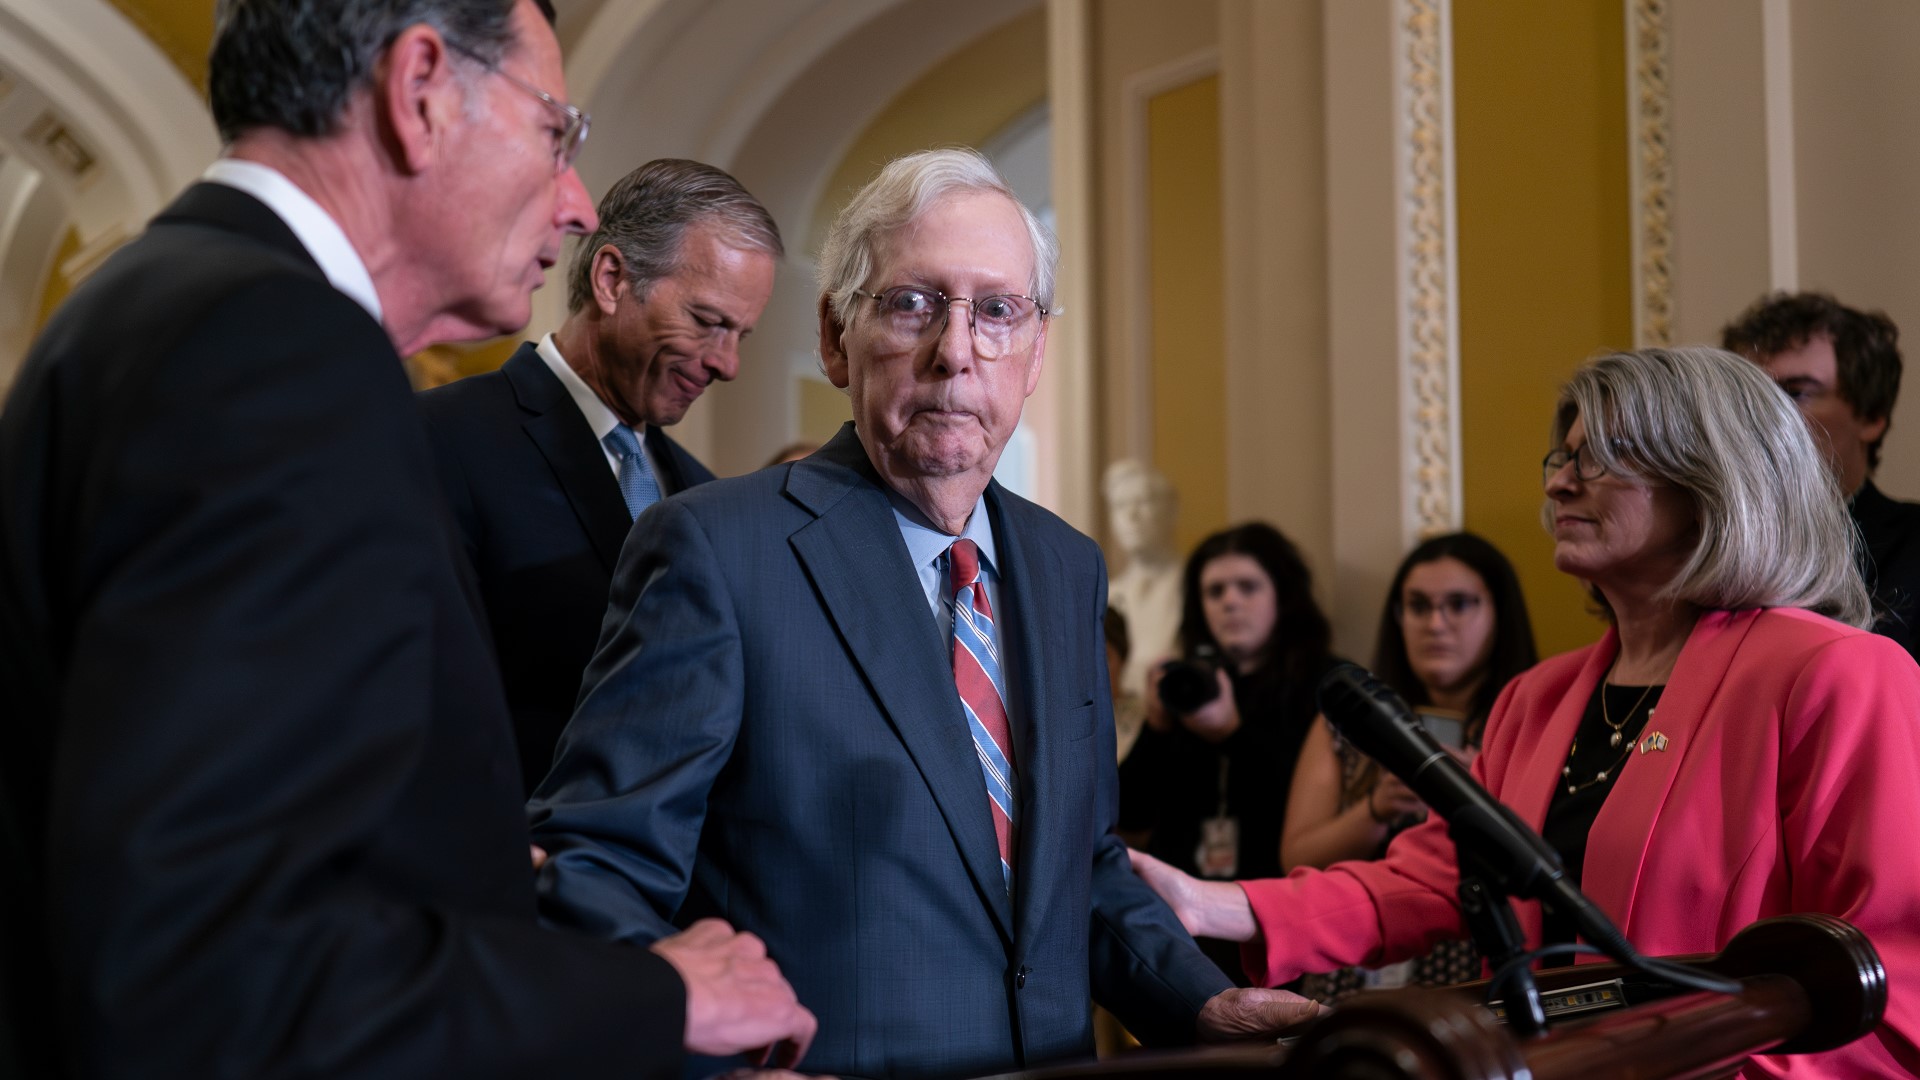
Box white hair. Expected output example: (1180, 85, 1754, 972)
(1546, 346, 1871, 627)
(816, 147, 1058, 327)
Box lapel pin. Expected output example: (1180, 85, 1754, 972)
(1637, 731, 1669, 755)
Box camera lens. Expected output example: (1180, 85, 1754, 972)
(1157, 659, 1221, 714)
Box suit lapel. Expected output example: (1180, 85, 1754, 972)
(786, 427, 1015, 938)
(988, 487, 1071, 944)
(1505, 633, 1613, 832)
(1585, 610, 1752, 934)
(503, 346, 633, 570)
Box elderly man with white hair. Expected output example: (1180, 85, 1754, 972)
(530, 148, 1321, 1077)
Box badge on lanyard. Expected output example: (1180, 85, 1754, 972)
(1195, 758, 1238, 879)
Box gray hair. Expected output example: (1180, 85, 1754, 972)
(565, 159, 783, 314)
(209, 0, 552, 143)
(1546, 346, 1870, 628)
(816, 147, 1058, 326)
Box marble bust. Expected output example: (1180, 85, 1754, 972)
(1103, 460, 1183, 723)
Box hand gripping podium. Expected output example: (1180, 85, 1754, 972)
(978, 913, 1886, 1080)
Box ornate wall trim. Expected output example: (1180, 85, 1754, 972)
(1396, 0, 1460, 537)
(1629, 0, 1675, 346)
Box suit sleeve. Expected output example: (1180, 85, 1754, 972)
(1083, 550, 1235, 1042)
(49, 279, 683, 1078)
(530, 497, 742, 944)
(1778, 634, 1920, 1071)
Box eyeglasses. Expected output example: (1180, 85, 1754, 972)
(1541, 443, 1612, 486)
(850, 285, 1050, 359)
(450, 43, 590, 173)
(1394, 593, 1484, 623)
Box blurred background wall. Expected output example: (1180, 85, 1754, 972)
(8, 0, 1919, 659)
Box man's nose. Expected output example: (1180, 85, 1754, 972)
(557, 165, 598, 235)
(931, 300, 978, 373)
(707, 338, 742, 383)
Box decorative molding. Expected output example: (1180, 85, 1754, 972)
(1629, 0, 1675, 346)
(1760, 0, 1797, 291)
(1395, 0, 1460, 538)
(1119, 47, 1220, 464)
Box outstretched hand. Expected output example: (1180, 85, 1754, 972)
(1127, 847, 1256, 942)
(1197, 987, 1329, 1043)
(651, 918, 818, 1068)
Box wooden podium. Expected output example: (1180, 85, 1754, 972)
(984, 913, 1886, 1079)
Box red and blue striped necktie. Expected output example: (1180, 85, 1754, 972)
(948, 539, 1016, 892)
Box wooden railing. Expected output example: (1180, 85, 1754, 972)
(983, 913, 1886, 1080)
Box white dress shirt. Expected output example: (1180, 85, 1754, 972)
(201, 158, 382, 324)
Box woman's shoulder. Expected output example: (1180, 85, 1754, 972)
(1725, 606, 1914, 675)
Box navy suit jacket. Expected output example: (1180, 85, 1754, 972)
(0, 184, 682, 1078)
(531, 424, 1231, 1079)
(417, 343, 714, 791)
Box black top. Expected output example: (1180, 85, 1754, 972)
(1540, 681, 1664, 946)
(1122, 656, 1339, 881)
(1853, 479, 1920, 663)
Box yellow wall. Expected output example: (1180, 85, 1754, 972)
(807, 9, 1047, 254)
(801, 8, 1049, 443)
(1147, 75, 1226, 557)
(1455, 0, 1633, 657)
(105, 0, 212, 93)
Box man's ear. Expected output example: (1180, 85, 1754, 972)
(1863, 412, 1891, 448)
(818, 295, 850, 389)
(375, 24, 465, 174)
(591, 245, 629, 317)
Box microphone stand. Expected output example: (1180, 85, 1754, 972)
(1454, 851, 1548, 1036)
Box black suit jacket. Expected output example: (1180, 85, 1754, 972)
(416, 344, 715, 791)
(1855, 478, 1920, 662)
(0, 183, 683, 1079)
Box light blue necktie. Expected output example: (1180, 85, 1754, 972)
(602, 426, 661, 520)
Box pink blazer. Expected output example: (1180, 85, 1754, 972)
(1240, 607, 1920, 1077)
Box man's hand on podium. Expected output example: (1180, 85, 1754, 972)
(652, 918, 819, 1068)
(1196, 987, 1329, 1043)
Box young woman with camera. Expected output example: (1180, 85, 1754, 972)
(1122, 522, 1340, 899)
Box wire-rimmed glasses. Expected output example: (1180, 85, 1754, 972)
(850, 285, 1050, 359)
(450, 43, 590, 173)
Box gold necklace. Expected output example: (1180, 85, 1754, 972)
(1564, 682, 1660, 795)
(1563, 736, 1637, 794)
(1601, 678, 1657, 749)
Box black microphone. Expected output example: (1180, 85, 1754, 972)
(1315, 662, 1629, 956)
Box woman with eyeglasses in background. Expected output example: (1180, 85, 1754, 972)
(1131, 348, 1920, 1076)
(1283, 532, 1537, 1001)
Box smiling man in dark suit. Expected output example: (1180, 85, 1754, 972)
(0, 2, 813, 1076)
(530, 148, 1321, 1078)
(418, 159, 779, 793)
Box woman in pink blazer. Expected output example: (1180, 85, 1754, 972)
(1133, 347, 1920, 1077)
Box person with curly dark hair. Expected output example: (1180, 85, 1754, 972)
(1127, 523, 1341, 894)
(1723, 291, 1920, 660)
